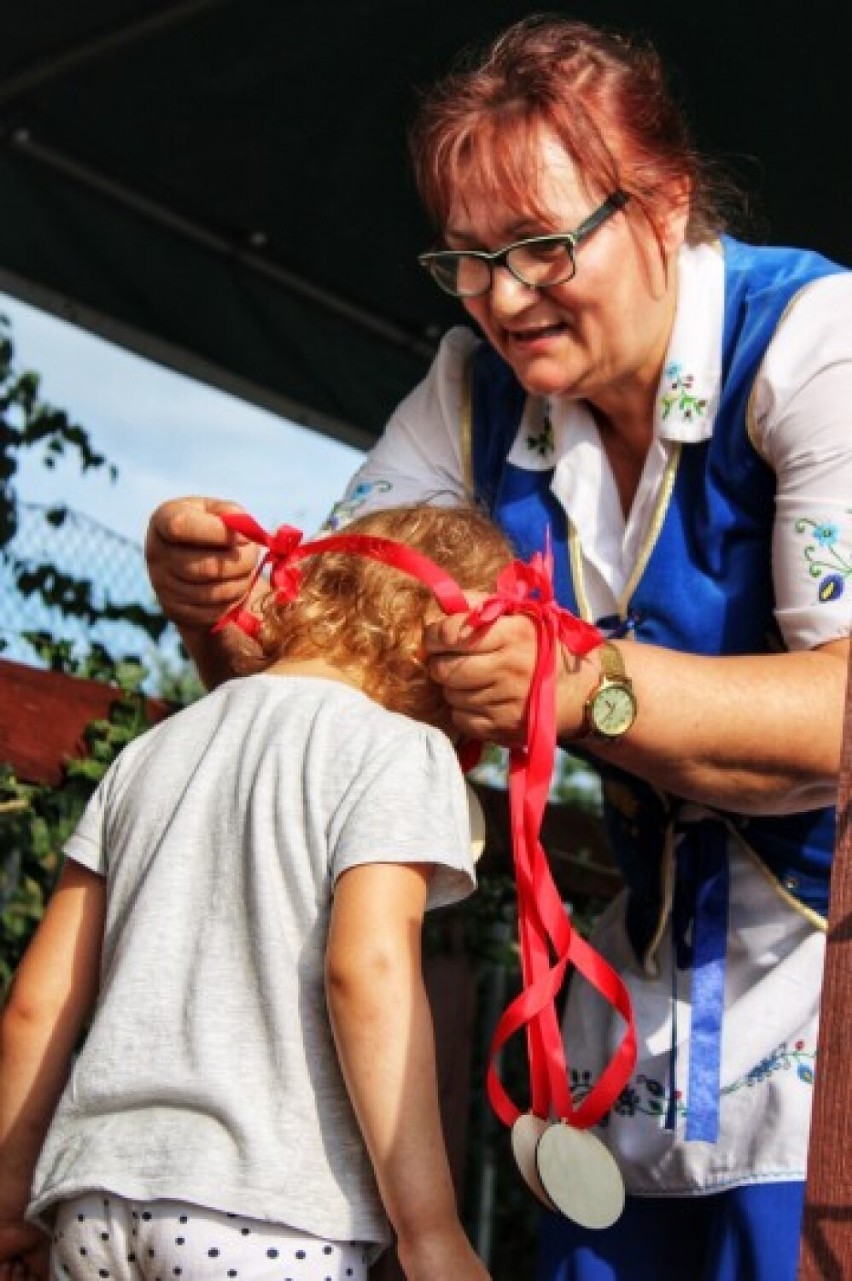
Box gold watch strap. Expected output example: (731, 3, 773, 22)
(599, 640, 626, 680)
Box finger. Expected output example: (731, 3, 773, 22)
(428, 648, 536, 696)
(156, 542, 259, 590)
(424, 611, 536, 657)
(427, 651, 499, 690)
(448, 705, 525, 747)
(422, 615, 476, 655)
(147, 497, 248, 552)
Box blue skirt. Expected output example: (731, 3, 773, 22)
(535, 1182, 804, 1281)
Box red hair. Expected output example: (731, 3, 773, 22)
(410, 15, 738, 246)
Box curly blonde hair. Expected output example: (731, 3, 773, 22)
(255, 503, 514, 725)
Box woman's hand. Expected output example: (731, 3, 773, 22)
(145, 496, 265, 688)
(145, 496, 259, 635)
(423, 609, 595, 745)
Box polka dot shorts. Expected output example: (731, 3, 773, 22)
(50, 1194, 371, 1281)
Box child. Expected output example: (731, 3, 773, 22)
(0, 503, 512, 1281)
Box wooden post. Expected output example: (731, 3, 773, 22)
(799, 647, 852, 1279)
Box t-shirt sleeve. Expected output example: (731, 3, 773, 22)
(329, 723, 478, 911)
(62, 777, 109, 876)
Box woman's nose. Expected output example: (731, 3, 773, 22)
(487, 264, 538, 316)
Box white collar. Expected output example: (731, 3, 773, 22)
(652, 239, 724, 444)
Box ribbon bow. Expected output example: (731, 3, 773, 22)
(213, 511, 637, 1133)
(468, 543, 601, 658)
(212, 513, 306, 638)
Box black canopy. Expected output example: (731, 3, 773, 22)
(0, 0, 847, 450)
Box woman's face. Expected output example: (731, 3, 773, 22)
(445, 132, 687, 413)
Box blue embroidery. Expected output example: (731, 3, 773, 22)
(572, 1040, 816, 1126)
(322, 480, 392, 530)
(795, 515, 852, 602)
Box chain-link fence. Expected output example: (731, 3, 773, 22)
(0, 502, 185, 690)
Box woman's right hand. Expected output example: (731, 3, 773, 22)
(145, 496, 260, 636)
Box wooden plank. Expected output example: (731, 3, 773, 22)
(0, 658, 168, 784)
(799, 648, 852, 1279)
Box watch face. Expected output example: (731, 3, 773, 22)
(591, 683, 636, 737)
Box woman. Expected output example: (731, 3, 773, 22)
(143, 16, 851, 1281)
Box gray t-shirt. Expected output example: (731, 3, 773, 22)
(28, 674, 477, 1248)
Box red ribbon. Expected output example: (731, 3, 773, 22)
(214, 513, 637, 1130)
(213, 511, 471, 635)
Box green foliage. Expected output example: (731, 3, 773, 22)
(0, 314, 167, 642)
(0, 640, 162, 991)
(0, 315, 114, 550)
(0, 316, 188, 990)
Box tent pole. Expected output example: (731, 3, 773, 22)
(0, 0, 237, 105)
(5, 130, 436, 361)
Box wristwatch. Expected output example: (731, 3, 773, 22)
(583, 641, 637, 740)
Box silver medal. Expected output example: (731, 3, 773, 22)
(535, 1122, 625, 1229)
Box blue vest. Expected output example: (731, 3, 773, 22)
(469, 237, 845, 962)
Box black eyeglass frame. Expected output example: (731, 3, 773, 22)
(418, 190, 630, 298)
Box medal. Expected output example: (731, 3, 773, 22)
(510, 1113, 557, 1211)
(465, 781, 486, 864)
(535, 1122, 625, 1230)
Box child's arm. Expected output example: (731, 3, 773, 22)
(326, 861, 491, 1281)
(0, 861, 105, 1277)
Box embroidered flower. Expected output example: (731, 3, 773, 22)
(659, 363, 707, 423)
(819, 574, 845, 602)
(525, 412, 554, 458)
(322, 480, 392, 531)
(745, 1052, 782, 1086)
(613, 1085, 641, 1116)
(795, 515, 852, 603)
(727, 1043, 815, 1095)
(813, 522, 840, 546)
(572, 1041, 816, 1127)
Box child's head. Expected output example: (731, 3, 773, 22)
(256, 503, 514, 724)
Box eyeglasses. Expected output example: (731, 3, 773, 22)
(418, 191, 629, 298)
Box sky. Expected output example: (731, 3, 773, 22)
(3, 291, 366, 548)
